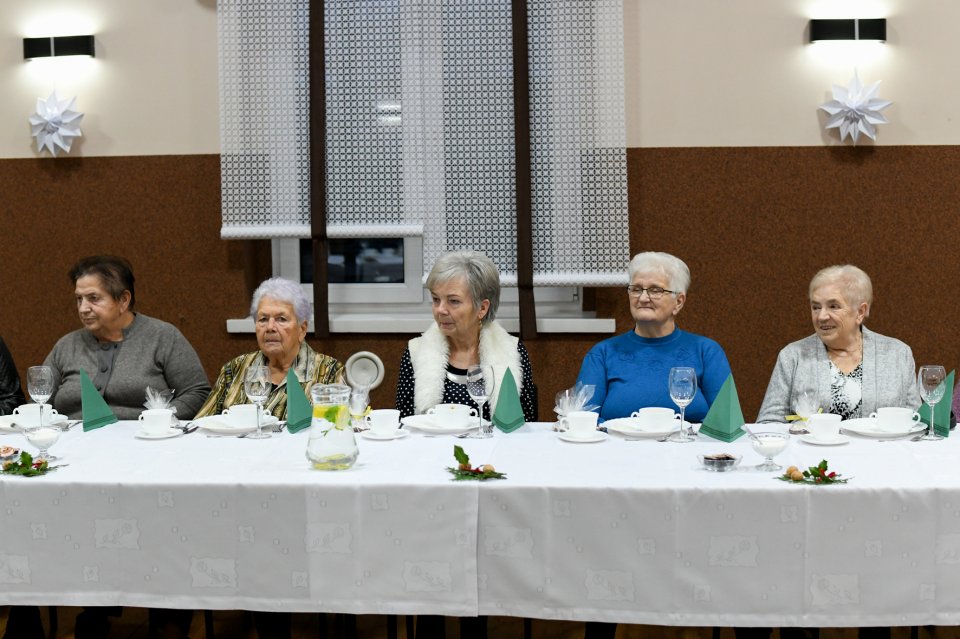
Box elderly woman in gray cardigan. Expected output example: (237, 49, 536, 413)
(758, 264, 920, 422)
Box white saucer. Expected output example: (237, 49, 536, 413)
(135, 428, 182, 440)
(401, 414, 486, 435)
(800, 434, 850, 446)
(603, 417, 691, 439)
(559, 431, 608, 444)
(840, 417, 924, 438)
(360, 430, 409, 441)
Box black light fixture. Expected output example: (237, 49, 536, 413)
(809, 18, 886, 42)
(23, 35, 95, 59)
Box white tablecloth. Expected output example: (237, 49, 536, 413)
(3, 421, 960, 627)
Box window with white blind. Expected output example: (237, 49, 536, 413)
(219, 0, 627, 332)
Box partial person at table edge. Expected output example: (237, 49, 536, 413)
(395, 250, 538, 421)
(575, 251, 731, 423)
(195, 276, 344, 420)
(0, 335, 26, 414)
(43, 255, 210, 421)
(756, 263, 921, 423)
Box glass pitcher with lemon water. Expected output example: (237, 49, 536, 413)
(306, 384, 358, 470)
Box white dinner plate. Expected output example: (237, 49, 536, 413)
(558, 431, 608, 444)
(800, 434, 850, 446)
(603, 417, 685, 439)
(195, 414, 279, 435)
(135, 428, 182, 440)
(360, 429, 409, 441)
(0, 413, 68, 434)
(840, 417, 925, 438)
(401, 414, 487, 435)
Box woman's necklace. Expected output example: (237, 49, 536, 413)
(828, 332, 863, 372)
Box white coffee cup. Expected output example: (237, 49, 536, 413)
(426, 403, 478, 429)
(222, 403, 260, 426)
(806, 413, 842, 441)
(630, 406, 680, 431)
(13, 403, 59, 425)
(558, 410, 599, 438)
(139, 408, 174, 435)
(365, 409, 401, 435)
(869, 406, 921, 432)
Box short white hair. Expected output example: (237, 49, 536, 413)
(628, 252, 691, 294)
(250, 277, 311, 323)
(809, 265, 873, 315)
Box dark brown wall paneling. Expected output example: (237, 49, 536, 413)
(3, 147, 959, 422)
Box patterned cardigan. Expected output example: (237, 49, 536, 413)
(195, 342, 343, 420)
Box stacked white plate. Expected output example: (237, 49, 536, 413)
(840, 417, 926, 439)
(195, 413, 280, 435)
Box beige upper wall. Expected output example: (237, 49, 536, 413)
(0, 0, 953, 157)
(0, 0, 218, 158)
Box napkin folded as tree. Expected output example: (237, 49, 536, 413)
(492, 368, 524, 433)
(919, 369, 954, 438)
(698, 374, 745, 442)
(285, 368, 312, 434)
(80, 368, 118, 432)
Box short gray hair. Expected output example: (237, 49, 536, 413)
(628, 252, 691, 294)
(809, 265, 873, 314)
(250, 277, 311, 323)
(425, 251, 501, 323)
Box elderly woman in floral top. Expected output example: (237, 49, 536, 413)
(196, 277, 343, 420)
(757, 264, 920, 422)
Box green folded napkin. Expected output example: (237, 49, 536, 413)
(80, 368, 118, 432)
(492, 368, 525, 433)
(918, 369, 954, 438)
(698, 374, 745, 443)
(285, 368, 313, 434)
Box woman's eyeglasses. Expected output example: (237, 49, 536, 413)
(626, 285, 675, 299)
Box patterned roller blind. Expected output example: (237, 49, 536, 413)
(219, 0, 627, 286)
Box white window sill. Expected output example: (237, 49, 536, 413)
(226, 314, 615, 334)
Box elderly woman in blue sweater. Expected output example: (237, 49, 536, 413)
(576, 251, 731, 423)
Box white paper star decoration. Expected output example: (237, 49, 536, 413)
(29, 91, 85, 156)
(819, 71, 891, 145)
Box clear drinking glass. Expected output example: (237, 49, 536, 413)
(27, 365, 55, 431)
(667, 367, 697, 443)
(917, 365, 947, 441)
(21, 422, 60, 462)
(465, 364, 495, 439)
(244, 366, 271, 439)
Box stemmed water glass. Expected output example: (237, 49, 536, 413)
(244, 366, 271, 439)
(667, 367, 698, 443)
(465, 364, 495, 439)
(27, 366, 54, 430)
(917, 365, 947, 441)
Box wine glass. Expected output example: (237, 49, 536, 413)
(27, 366, 55, 431)
(348, 386, 370, 431)
(667, 367, 697, 443)
(465, 364, 495, 439)
(244, 366, 271, 439)
(917, 365, 947, 441)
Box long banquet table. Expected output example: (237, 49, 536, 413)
(3, 420, 960, 628)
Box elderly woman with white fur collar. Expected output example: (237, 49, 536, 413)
(396, 251, 537, 421)
(757, 264, 921, 422)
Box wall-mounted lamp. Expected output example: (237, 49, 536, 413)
(809, 19, 886, 42)
(23, 35, 95, 59)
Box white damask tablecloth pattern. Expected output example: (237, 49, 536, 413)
(3, 421, 960, 627)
